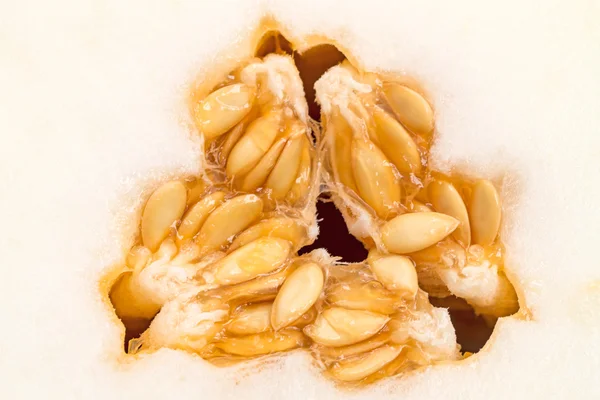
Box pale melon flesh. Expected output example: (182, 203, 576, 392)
(1, 0, 599, 399)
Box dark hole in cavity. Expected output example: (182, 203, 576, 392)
(429, 296, 495, 353)
(122, 317, 152, 352)
(293, 44, 346, 120)
(255, 32, 346, 121)
(299, 198, 368, 263)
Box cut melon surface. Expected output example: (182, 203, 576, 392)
(1, 0, 600, 398)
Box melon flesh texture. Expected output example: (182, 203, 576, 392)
(1, 0, 600, 399)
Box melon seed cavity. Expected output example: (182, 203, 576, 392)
(106, 29, 520, 386)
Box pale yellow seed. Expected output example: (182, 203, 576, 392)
(304, 307, 389, 347)
(367, 251, 419, 296)
(351, 138, 401, 219)
(220, 122, 246, 164)
(239, 138, 287, 192)
(215, 329, 306, 357)
(285, 136, 312, 205)
(303, 315, 344, 347)
(178, 191, 226, 240)
(215, 264, 297, 304)
(328, 109, 358, 193)
(141, 181, 187, 252)
(326, 280, 402, 315)
(318, 331, 392, 359)
(271, 262, 324, 330)
(372, 107, 422, 175)
(350, 101, 378, 145)
(330, 345, 403, 382)
(323, 308, 390, 338)
(195, 194, 263, 254)
(381, 212, 459, 254)
(219, 108, 258, 164)
(211, 237, 292, 285)
(195, 83, 255, 140)
(226, 110, 281, 178)
(229, 217, 307, 251)
(383, 83, 434, 135)
(428, 180, 471, 246)
(264, 132, 304, 200)
(226, 303, 272, 335)
(469, 179, 502, 245)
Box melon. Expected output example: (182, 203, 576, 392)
(1, 0, 600, 398)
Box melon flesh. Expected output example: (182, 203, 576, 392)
(1, 0, 600, 399)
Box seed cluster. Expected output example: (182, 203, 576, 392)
(109, 52, 518, 385)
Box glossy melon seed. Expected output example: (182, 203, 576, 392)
(264, 132, 304, 200)
(214, 264, 297, 305)
(141, 181, 187, 252)
(317, 331, 392, 359)
(229, 217, 307, 251)
(211, 237, 292, 285)
(328, 108, 358, 193)
(285, 136, 312, 205)
(329, 345, 403, 382)
(383, 83, 434, 135)
(304, 307, 389, 347)
(219, 107, 259, 164)
(226, 110, 282, 178)
(367, 251, 419, 296)
(428, 180, 471, 246)
(178, 191, 226, 240)
(469, 179, 502, 245)
(326, 280, 403, 315)
(371, 107, 422, 175)
(226, 302, 272, 335)
(195, 83, 255, 140)
(194, 194, 263, 254)
(238, 138, 287, 192)
(271, 262, 324, 330)
(214, 329, 307, 356)
(381, 212, 459, 254)
(351, 138, 401, 219)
